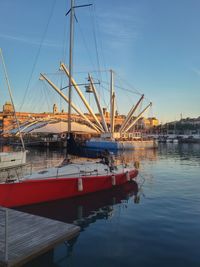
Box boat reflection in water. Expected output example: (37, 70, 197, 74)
(78, 145, 158, 165)
(16, 180, 139, 231)
(17, 180, 140, 266)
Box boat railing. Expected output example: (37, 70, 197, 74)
(0, 207, 8, 263)
(79, 168, 99, 177)
(56, 163, 101, 178)
(0, 164, 31, 183)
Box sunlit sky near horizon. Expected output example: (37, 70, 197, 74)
(0, 0, 200, 123)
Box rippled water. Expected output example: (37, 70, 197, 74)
(15, 144, 200, 267)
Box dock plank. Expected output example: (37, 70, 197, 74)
(0, 207, 80, 267)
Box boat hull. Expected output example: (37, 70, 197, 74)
(0, 169, 138, 208)
(85, 139, 158, 150)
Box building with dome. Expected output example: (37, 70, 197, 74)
(3, 101, 14, 113)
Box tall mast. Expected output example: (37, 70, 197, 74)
(110, 69, 115, 136)
(68, 0, 74, 135)
(0, 48, 25, 151)
(66, 1, 92, 135)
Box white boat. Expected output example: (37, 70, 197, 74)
(0, 155, 138, 207)
(166, 138, 173, 143)
(0, 151, 27, 170)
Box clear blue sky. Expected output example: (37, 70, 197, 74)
(0, 0, 200, 123)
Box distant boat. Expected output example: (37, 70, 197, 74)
(0, 48, 27, 170)
(166, 138, 173, 143)
(85, 137, 158, 151)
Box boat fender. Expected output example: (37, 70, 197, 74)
(134, 161, 140, 169)
(78, 178, 83, 191)
(126, 171, 130, 181)
(111, 174, 116, 186)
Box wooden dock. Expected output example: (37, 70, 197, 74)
(0, 207, 80, 267)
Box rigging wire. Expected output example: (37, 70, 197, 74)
(89, 0, 110, 106)
(116, 72, 152, 107)
(35, 84, 46, 111)
(30, 82, 44, 113)
(97, 83, 110, 110)
(89, 4, 101, 78)
(19, 0, 57, 112)
(0, 62, 12, 106)
(36, 85, 47, 113)
(148, 104, 154, 118)
(61, 0, 69, 65)
(115, 73, 152, 105)
(115, 74, 132, 114)
(116, 72, 143, 96)
(76, 17, 96, 72)
(22, 80, 40, 111)
(43, 72, 66, 76)
(89, 2, 108, 107)
(99, 79, 141, 95)
(59, 71, 64, 114)
(69, 69, 109, 74)
(42, 84, 51, 112)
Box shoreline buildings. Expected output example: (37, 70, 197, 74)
(0, 101, 159, 135)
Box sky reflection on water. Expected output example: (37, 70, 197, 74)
(17, 144, 200, 267)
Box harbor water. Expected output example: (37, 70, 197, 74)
(13, 144, 200, 267)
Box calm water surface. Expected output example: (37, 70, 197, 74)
(16, 144, 200, 267)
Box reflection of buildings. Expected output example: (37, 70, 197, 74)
(117, 147, 158, 164)
(0, 101, 159, 134)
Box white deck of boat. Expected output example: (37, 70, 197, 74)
(23, 160, 133, 181)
